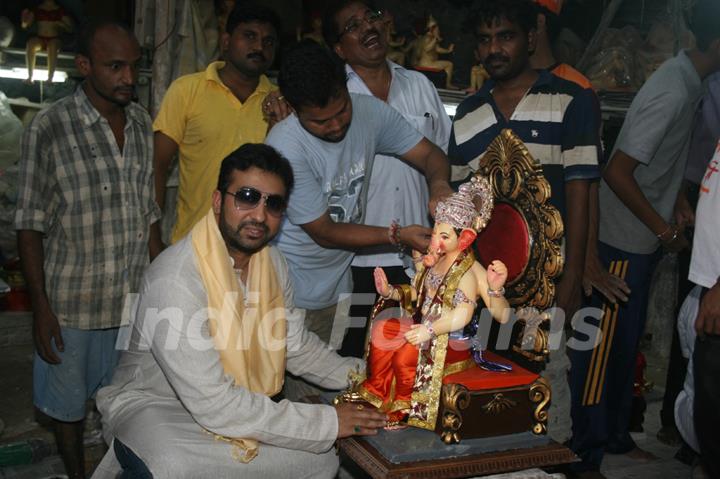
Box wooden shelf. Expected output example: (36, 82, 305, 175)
(339, 435, 577, 478)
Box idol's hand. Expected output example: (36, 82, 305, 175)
(373, 267, 392, 298)
(487, 260, 508, 291)
(405, 324, 431, 345)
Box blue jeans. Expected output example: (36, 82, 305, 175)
(33, 326, 120, 421)
(568, 242, 662, 471)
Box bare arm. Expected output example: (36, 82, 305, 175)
(475, 262, 511, 325)
(148, 222, 163, 261)
(435, 43, 454, 54)
(583, 181, 630, 302)
(555, 180, 589, 318)
(426, 301, 475, 337)
(17, 230, 63, 364)
(153, 131, 178, 211)
(673, 179, 695, 228)
(398, 137, 453, 215)
(150, 132, 178, 248)
(300, 213, 431, 253)
(17, 230, 50, 317)
(299, 138, 449, 252)
(603, 149, 687, 251)
(586, 181, 599, 259)
(405, 273, 478, 345)
(423, 36, 437, 53)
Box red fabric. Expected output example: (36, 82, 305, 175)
(446, 340, 472, 364)
(363, 318, 418, 405)
(34, 7, 66, 22)
(533, 0, 561, 14)
(552, 64, 594, 91)
(443, 351, 539, 389)
(37, 36, 57, 49)
(2, 260, 31, 311)
(363, 318, 472, 407)
(475, 202, 530, 283)
(3, 290, 31, 311)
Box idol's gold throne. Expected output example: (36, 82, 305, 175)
(433, 128, 564, 443)
(339, 129, 563, 444)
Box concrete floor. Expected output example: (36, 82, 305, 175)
(599, 390, 693, 479)
(0, 311, 696, 478)
(0, 313, 106, 479)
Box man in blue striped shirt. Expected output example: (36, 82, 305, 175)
(449, 0, 599, 317)
(448, 0, 600, 445)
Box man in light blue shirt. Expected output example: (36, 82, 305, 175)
(265, 41, 452, 356)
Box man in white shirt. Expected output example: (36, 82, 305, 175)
(687, 140, 720, 477)
(322, 0, 451, 357)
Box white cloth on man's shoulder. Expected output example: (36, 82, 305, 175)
(96, 236, 362, 478)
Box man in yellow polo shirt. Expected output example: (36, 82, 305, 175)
(153, 3, 282, 243)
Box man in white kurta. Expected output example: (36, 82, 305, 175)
(93, 144, 382, 478)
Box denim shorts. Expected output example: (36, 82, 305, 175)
(33, 326, 121, 421)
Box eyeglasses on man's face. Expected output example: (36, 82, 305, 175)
(339, 10, 384, 38)
(223, 186, 287, 217)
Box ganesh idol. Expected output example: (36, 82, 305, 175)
(356, 175, 511, 429)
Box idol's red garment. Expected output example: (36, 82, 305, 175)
(361, 317, 470, 422)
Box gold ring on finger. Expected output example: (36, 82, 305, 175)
(356, 404, 364, 410)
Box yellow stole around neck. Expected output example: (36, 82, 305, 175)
(191, 209, 287, 462)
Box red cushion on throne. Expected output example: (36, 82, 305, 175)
(443, 351, 539, 389)
(474, 202, 530, 283)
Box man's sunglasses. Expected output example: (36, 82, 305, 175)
(223, 187, 287, 217)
